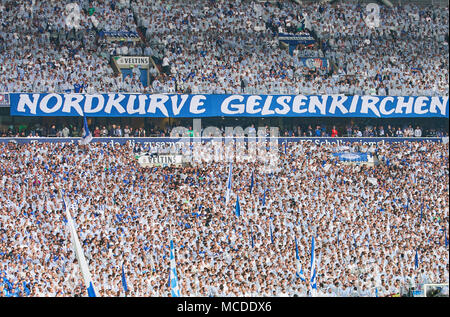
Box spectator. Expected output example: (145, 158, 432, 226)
(101, 126, 109, 137)
(93, 127, 101, 137)
(414, 126, 422, 137)
(62, 126, 70, 138)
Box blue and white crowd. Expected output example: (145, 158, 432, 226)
(2, 122, 447, 138)
(0, 0, 448, 298)
(0, 140, 448, 296)
(0, 0, 448, 95)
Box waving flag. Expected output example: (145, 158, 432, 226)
(235, 195, 241, 217)
(445, 229, 448, 248)
(294, 237, 306, 282)
(80, 116, 93, 145)
(169, 238, 181, 297)
(62, 196, 98, 297)
(419, 203, 423, 224)
(414, 250, 419, 269)
(250, 227, 254, 248)
(225, 162, 233, 205)
(121, 263, 128, 296)
(310, 236, 317, 297)
(269, 221, 274, 244)
(249, 171, 254, 194)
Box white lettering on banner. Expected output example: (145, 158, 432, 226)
(105, 94, 126, 114)
(309, 96, 327, 115)
(10, 93, 449, 117)
(261, 96, 274, 115)
(414, 97, 428, 115)
(246, 95, 263, 114)
(329, 95, 348, 114)
(274, 96, 291, 115)
(349, 95, 359, 113)
(190, 95, 206, 114)
(171, 95, 189, 116)
(221, 95, 245, 114)
(41, 93, 63, 113)
(361, 96, 381, 117)
(137, 95, 148, 114)
(17, 93, 40, 114)
(62, 94, 84, 115)
(126, 94, 147, 115)
(0, 137, 443, 146)
(84, 94, 105, 113)
(395, 96, 414, 114)
(379, 97, 395, 115)
(148, 94, 169, 117)
(292, 95, 308, 113)
(429, 96, 448, 115)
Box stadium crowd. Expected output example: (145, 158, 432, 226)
(0, 139, 448, 296)
(2, 121, 448, 138)
(0, 0, 448, 96)
(0, 0, 448, 299)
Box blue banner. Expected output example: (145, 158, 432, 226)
(333, 152, 369, 162)
(299, 58, 329, 70)
(9, 94, 449, 118)
(0, 137, 443, 146)
(278, 32, 316, 55)
(278, 32, 316, 46)
(99, 31, 140, 41)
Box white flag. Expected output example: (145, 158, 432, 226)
(63, 196, 98, 297)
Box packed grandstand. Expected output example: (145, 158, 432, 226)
(0, 0, 449, 298)
(0, 0, 448, 95)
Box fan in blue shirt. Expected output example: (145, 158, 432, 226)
(73, 82, 86, 93)
(315, 127, 322, 137)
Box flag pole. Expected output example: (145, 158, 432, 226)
(122, 261, 128, 298)
(61, 190, 99, 297)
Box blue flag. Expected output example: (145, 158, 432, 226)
(121, 263, 128, 294)
(420, 203, 423, 224)
(262, 189, 266, 207)
(294, 237, 300, 259)
(250, 227, 254, 248)
(225, 162, 232, 205)
(445, 229, 448, 248)
(294, 237, 306, 282)
(414, 250, 419, 269)
(87, 282, 96, 297)
(249, 171, 254, 194)
(169, 239, 181, 297)
(80, 116, 93, 145)
(269, 221, 274, 244)
(310, 236, 317, 296)
(235, 195, 241, 217)
(168, 267, 171, 288)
